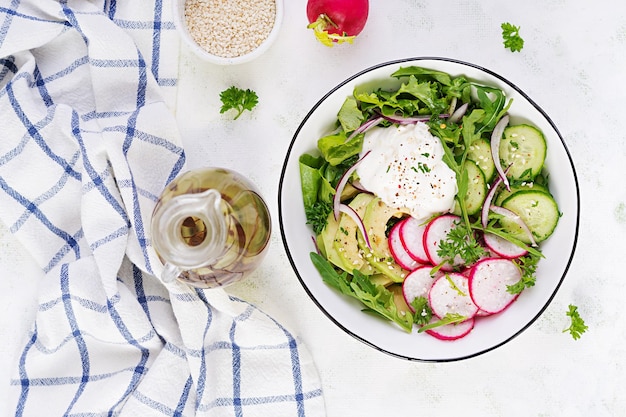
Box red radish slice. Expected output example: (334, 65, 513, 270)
(425, 317, 475, 341)
(469, 258, 522, 314)
(333, 151, 370, 220)
(475, 309, 493, 317)
(423, 214, 465, 271)
(428, 273, 479, 319)
(399, 216, 430, 264)
(402, 266, 438, 312)
(483, 232, 528, 259)
(388, 220, 421, 271)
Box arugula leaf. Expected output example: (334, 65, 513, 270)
(563, 304, 588, 340)
(219, 86, 258, 119)
(310, 252, 414, 332)
(391, 66, 453, 86)
(418, 313, 467, 333)
(501, 22, 524, 52)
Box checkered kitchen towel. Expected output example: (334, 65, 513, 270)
(0, 1, 325, 416)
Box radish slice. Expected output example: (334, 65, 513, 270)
(402, 266, 438, 312)
(338, 203, 371, 250)
(423, 214, 465, 271)
(388, 220, 421, 271)
(399, 216, 430, 264)
(429, 272, 479, 319)
(333, 150, 370, 220)
(425, 317, 475, 341)
(490, 205, 538, 247)
(490, 114, 511, 191)
(483, 232, 528, 259)
(448, 102, 468, 124)
(469, 258, 521, 314)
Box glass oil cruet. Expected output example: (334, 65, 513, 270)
(150, 167, 271, 288)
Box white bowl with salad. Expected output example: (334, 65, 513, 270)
(278, 57, 579, 361)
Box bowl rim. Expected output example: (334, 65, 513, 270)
(172, 0, 284, 65)
(278, 56, 581, 362)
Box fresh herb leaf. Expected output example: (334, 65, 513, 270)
(219, 86, 258, 119)
(508, 252, 540, 294)
(418, 313, 467, 333)
(411, 296, 433, 326)
(305, 201, 333, 235)
(563, 304, 588, 340)
(437, 221, 487, 266)
(501, 22, 524, 52)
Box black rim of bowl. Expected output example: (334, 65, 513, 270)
(278, 56, 580, 362)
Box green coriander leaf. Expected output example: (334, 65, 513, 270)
(219, 86, 258, 119)
(563, 304, 588, 340)
(501, 22, 524, 52)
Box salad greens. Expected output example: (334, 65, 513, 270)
(300, 65, 552, 334)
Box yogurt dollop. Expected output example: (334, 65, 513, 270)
(356, 122, 458, 221)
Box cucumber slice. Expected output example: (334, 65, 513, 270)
(494, 182, 549, 206)
(467, 138, 495, 182)
(453, 160, 487, 216)
(500, 190, 560, 243)
(499, 124, 546, 180)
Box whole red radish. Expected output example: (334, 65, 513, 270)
(306, 0, 369, 46)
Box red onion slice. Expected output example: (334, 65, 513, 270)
(347, 116, 383, 141)
(481, 165, 511, 228)
(490, 205, 538, 247)
(448, 102, 468, 124)
(490, 114, 511, 191)
(339, 203, 372, 250)
(333, 150, 371, 221)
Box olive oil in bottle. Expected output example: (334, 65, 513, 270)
(151, 167, 271, 288)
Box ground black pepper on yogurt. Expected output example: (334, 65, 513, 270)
(184, 0, 276, 58)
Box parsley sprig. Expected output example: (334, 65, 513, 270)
(563, 304, 588, 340)
(219, 86, 258, 119)
(437, 221, 487, 268)
(501, 22, 524, 52)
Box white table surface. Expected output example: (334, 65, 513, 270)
(2, 0, 625, 415)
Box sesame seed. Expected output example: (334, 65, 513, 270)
(184, 0, 276, 58)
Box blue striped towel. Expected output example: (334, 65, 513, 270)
(0, 1, 325, 416)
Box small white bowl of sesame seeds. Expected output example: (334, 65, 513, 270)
(173, 0, 283, 65)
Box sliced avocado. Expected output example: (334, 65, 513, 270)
(333, 193, 375, 274)
(358, 197, 410, 283)
(389, 284, 413, 318)
(369, 273, 395, 287)
(316, 212, 347, 271)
